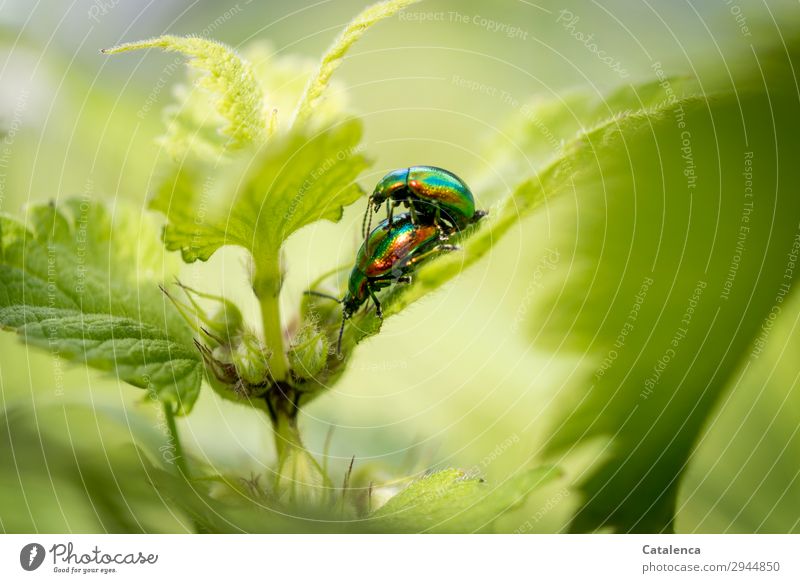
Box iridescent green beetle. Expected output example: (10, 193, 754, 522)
(363, 166, 486, 236)
(307, 213, 456, 353)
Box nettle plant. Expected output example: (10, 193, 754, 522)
(0, 0, 554, 530)
(2, 0, 798, 532)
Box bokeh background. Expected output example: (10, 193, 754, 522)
(1, 0, 799, 533)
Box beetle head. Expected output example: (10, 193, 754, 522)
(337, 294, 360, 356)
(371, 168, 409, 206)
(341, 293, 361, 319)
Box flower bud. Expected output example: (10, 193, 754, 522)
(232, 331, 271, 386)
(288, 322, 329, 379)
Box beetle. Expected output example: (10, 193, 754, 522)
(306, 213, 457, 354)
(363, 166, 486, 237)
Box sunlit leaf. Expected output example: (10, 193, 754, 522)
(0, 199, 202, 413)
(525, 73, 800, 531)
(150, 119, 369, 265)
(369, 467, 560, 533)
(103, 35, 271, 156)
(677, 291, 800, 533)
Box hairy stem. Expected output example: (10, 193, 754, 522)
(163, 402, 188, 477)
(269, 390, 331, 504)
(272, 405, 304, 460)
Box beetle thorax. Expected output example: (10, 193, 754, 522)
(371, 168, 410, 204)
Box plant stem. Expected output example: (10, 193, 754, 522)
(269, 389, 331, 504)
(252, 252, 333, 501)
(260, 294, 289, 380)
(273, 404, 304, 460)
(253, 254, 289, 381)
(163, 401, 188, 477)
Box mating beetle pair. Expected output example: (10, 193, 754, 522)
(364, 165, 486, 235)
(307, 166, 485, 353)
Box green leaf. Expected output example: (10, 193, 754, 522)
(476, 75, 702, 200)
(0, 199, 202, 413)
(151, 119, 368, 265)
(369, 467, 560, 533)
(294, 0, 421, 125)
(103, 35, 271, 156)
(244, 43, 350, 131)
(677, 290, 800, 533)
(0, 403, 189, 533)
(523, 75, 800, 530)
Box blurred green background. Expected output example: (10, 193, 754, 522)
(1, 0, 799, 533)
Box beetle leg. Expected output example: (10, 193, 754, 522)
(408, 203, 420, 225)
(385, 201, 394, 230)
(367, 284, 383, 318)
(397, 275, 412, 284)
(471, 209, 488, 223)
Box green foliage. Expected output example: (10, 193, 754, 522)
(151, 120, 369, 265)
(111, 29, 375, 382)
(3, 0, 799, 536)
(476, 76, 700, 199)
(0, 403, 187, 532)
(103, 35, 270, 155)
(678, 291, 800, 533)
(152, 120, 369, 381)
(509, 63, 800, 530)
(0, 199, 202, 413)
(369, 467, 560, 533)
(142, 456, 344, 533)
(294, 0, 421, 124)
(92, 17, 796, 531)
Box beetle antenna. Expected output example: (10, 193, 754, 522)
(362, 203, 376, 254)
(337, 313, 346, 355)
(361, 198, 373, 239)
(303, 290, 341, 303)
